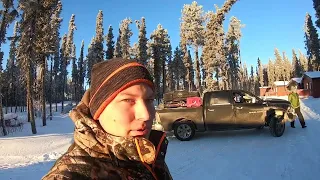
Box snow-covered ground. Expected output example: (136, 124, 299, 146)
(1, 98, 320, 180)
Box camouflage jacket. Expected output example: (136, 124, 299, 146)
(42, 90, 172, 180)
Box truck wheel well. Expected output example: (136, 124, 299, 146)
(266, 109, 285, 125)
(173, 119, 197, 130)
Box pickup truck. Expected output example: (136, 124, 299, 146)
(155, 90, 293, 141)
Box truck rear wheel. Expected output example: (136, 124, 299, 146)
(174, 121, 195, 141)
(269, 117, 285, 137)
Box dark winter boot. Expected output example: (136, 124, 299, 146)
(290, 122, 295, 128)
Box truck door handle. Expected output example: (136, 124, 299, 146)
(208, 109, 215, 112)
(236, 107, 243, 110)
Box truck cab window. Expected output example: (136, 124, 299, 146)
(233, 91, 257, 104)
(209, 92, 231, 105)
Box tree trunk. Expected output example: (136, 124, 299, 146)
(40, 56, 46, 126)
(0, 86, 7, 136)
(195, 48, 201, 92)
(27, 58, 36, 134)
(5, 92, 8, 114)
(162, 57, 166, 95)
(61, 57, 66, 113)
(27, 94, 30, 122)
(49, 57, 53, 120)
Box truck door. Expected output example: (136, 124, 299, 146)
(232, 90, 265, 128)
(204, 91, 235, 130)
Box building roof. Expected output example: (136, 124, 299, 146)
(274, 81, 289, 86)
(304, 71, 320, 79)
(291, 77, 302, 83)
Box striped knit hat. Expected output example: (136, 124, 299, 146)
(88, 58, 154, 120)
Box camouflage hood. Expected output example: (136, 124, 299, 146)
(43, 90, 172, 180)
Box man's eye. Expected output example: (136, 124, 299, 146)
(123, 99, 135, 103)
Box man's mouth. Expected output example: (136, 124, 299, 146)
(131, 129, 148, 137)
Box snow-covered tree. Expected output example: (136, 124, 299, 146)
(119, 18, 132, 59)
(150, 24, 171, 101)
(135, 17, 148, 65)
(292, 49, 303, 77)
(225, 16, 244, 89)
(202, 0, 238, 91)
(180, 1, 205, 91)
(93, 10, 104, 63)
(282, 51, 292, 81)
(267, 59, 275, 86)
(274, 48, 283, 81)
(61, 14, 76, 113)
(49, 1, 62, 117)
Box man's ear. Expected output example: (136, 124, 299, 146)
(82, 89, 91, 107)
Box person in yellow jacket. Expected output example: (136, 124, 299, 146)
(288, 85, 307, 128)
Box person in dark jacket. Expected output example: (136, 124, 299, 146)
(42, 58, 172, 180)
(288, 85, 306, 128)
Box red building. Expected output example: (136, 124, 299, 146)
(259, 81, 289, 97)
(301, 71, 320, 98)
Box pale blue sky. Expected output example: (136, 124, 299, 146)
(1, 0, 317, 70)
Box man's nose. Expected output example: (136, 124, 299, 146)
(135, 100, 151, 121)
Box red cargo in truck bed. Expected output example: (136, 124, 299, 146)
(186, 97, 202, 107)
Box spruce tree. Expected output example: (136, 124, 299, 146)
(105, 25, 114, 60)
(78, 40, 85, 100)
(119, 18, 132, 59)
(274, 48, 283, 81)
(187, 50, 195, 89)
(0, 0, 17, 135)
(93, 10, 104, 63)
(225, 16, 244, 89)
(257, 58, 264, 87)
(71, 44, 78, 103)
(49, 1, 62, 116)
(180, 1, 205, 91)
(282, 51, 292, 81)
(292, 49, 303, 77)
(62, 14, 76, 113)
(86, 37, 95, 85)
(202, 0, 238, 91)
(114, 28, 121, 58)
(6, 21, 18, 114)
(267, 59, 275, 87)
(150, 24, 171, 101)
(135, 17, 148, 65)
(298, 49, 308, 73)
(313, 0, 320, 28)
(304, 13, 320, 71)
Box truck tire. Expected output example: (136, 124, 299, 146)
(174, 121, 195, 141)
(269, 117, 285, 137)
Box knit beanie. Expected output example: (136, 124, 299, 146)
(88, 58, 154, 120)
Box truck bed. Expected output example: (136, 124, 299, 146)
(156, 106, 205, 131)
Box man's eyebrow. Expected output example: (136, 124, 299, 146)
(119, 92, 155, 99)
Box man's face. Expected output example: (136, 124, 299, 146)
(98, 83, 155, 138)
